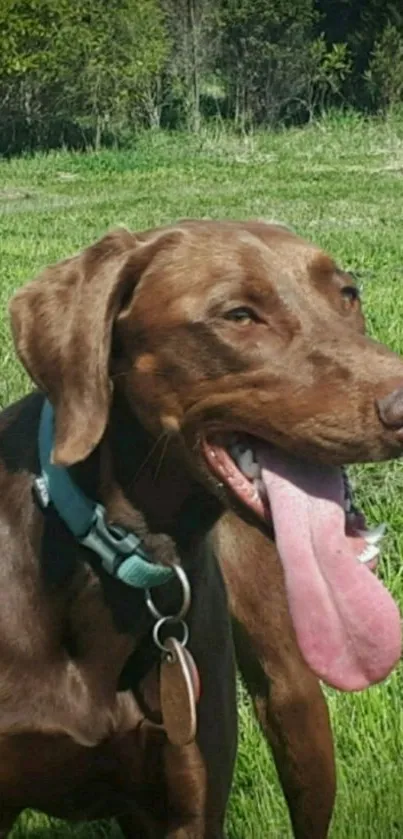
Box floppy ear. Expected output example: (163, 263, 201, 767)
(9, 227, 180, 466)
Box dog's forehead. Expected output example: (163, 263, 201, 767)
(134, 223, 335, 324)
(147, 223, 323, 291)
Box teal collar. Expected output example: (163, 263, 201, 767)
(34, 400, 174, 589)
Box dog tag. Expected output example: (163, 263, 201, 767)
(160, 637, 199, 746)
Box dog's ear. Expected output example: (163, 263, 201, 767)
(9, 227, 181, 466)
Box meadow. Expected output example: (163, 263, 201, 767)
(1, 113, 403, 838)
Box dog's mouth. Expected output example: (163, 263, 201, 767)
(203, 434, 402, 692)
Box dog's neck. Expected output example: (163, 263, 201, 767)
(71, 392, 209, 538)
(109, 394, 201, 531)
(64, 394, 220, 647)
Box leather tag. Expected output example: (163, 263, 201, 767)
(160, 638, 199, 746)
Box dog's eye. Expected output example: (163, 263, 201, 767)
(341, 285, 360, 303)
(224, 307, 258, 325)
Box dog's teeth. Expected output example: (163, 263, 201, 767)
(357, 543, 379, 564)
(238, 448, 253, 473)
(357, 523, 386, 545)
(254, 478, 266, 498)
(245, 461, 261, 479)
(229, 443, 261, 480)
(230, 443, 247, 460)
(239, 449, 260, 479)
(344, 497, 351, 513)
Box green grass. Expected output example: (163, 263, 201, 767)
(2, 112, 403, 837)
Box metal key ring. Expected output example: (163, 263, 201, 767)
(152, 617, 189, 653)
(145, 564, 191, 622)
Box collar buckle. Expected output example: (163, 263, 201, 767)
(80, 503, 147, 577)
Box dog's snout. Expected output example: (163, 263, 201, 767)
(377, 386, 403, 431)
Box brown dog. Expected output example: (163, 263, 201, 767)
(2, 220, 403, 838)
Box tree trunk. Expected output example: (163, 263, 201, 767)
(95, 114, 102, 151)
(188, 0, 200, 132)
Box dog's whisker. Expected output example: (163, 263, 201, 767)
(152, 433, 172, 481)
(110, 369, 169, 382)
(128, 431, 170, 489)
(110, 369, 130, 381)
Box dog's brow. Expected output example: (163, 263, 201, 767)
(311, 253, 335, 275)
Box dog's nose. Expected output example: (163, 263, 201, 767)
(377, 387, 403, 430)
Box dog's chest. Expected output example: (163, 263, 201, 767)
(0, 694, 203, 828)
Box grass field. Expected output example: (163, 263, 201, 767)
(2, 112, 403, 838)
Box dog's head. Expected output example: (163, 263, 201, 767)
(10, 220, 403, 468)
(10, 220, 403, 692)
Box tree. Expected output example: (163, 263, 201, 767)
(315, 0, 403, 109)
(219, 0, 318, 128)
(0, 0, 169, 152)
(365, 22, 403, 111)
(161, 0, 222, 131)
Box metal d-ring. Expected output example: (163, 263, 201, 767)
(152, 617, 189, 654)
(145, 564, 191, 622)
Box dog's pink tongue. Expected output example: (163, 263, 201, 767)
(257, 448, 401, 691)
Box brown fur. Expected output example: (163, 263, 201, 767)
(1, 220, 403, 838)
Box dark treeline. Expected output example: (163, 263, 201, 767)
(1, 0, 403, 155)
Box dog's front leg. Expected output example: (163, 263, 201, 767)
(215, 512, 336, 839)
(232, 618, 335, 839)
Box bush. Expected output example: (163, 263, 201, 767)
(365, 23, 403, 112)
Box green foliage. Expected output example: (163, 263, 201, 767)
(301, 36, 351, 119)
(366, 23, 403, 110)
(219, 0, 319, 127)
(160, 0, 222, 131)
(0, 0, 402, 153)
(0, 0, 169, 152)
(315, 0, 403, 109)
